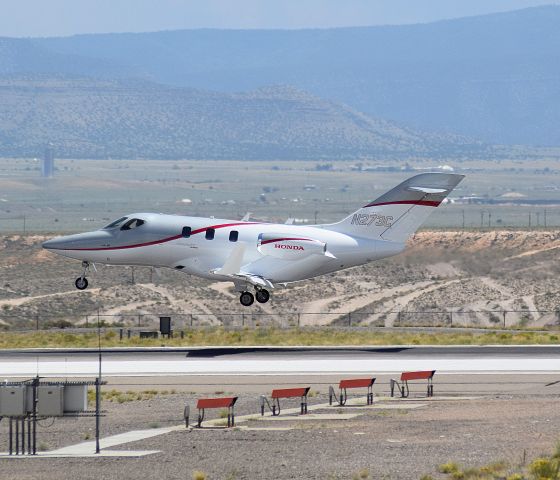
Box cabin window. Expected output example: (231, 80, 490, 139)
(229, 230, 239, 242)
(120, 218, 145, 231)
(104, 216, 128, 229)
(205, 228, 215, 240)
(182, 226, 191, 238)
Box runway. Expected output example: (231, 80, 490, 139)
(1, 345, 560, 377)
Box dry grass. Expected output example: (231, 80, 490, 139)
(0, 327, 560, 349)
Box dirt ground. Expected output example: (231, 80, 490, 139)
(1, 230, 560, 330)
(1, 375, 560, 479)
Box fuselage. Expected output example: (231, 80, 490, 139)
(43, 213, 405, 284)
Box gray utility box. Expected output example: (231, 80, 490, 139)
(0, 385, 28, 416)
(64, 385, 88, 413)
(38, 385, 64, 417)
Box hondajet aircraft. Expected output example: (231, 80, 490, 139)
(43, 173, 463, 306)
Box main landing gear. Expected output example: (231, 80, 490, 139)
(255, 289, 270, 304)
(239, 291, 254, 306)
(239, 288, 270, 306)
(75, 261, 90, 290)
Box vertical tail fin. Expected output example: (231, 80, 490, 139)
(325, 173, 464, 242)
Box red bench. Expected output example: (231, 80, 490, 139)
(390, 370, 435, 398)
(195, 396, 238, 427)
(329, 377, 376, 406)
(260, 387, 310, 416)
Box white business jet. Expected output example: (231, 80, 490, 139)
(43, 173, 463, 306)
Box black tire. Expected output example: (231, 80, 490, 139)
(75, 277, 88, 290)
(239, 291, 254, 307)
(255, 289, 270, 304)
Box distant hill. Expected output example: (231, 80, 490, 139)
(0, 76, 487, 159)
(19, 6, 560, 146)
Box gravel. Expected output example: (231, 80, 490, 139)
(1, 388, 560, 479)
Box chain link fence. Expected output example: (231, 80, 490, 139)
(1, 309, 559, 332)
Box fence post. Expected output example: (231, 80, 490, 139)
(503, 311, 506, 329)
(449, 310, 453, 326)
(36, 315, 39, 331)
(190, 314, 193, 327)
(297, 313, 301, 327)
(85, 315, 89, 328)
(348, 312, 351, 327)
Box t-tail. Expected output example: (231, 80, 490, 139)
(325, 173, 464, 242)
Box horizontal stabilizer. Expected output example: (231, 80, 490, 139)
(407, 186, 448, 194)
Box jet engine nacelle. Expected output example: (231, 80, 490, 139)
(257, 233, 328, 260)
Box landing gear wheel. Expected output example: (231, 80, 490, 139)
(255, 289, 270, 304)
(239, 291, 254, 307)
(75, 277, 88, 290)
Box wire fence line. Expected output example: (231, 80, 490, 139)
(1, 309, 559, 332)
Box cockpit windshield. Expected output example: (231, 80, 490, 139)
(103, 216, 128, 229)
(120, 218, 145, 231)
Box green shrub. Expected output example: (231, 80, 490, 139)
(352, 469, 370, 480)
(529, 457, 559, 479)
(439, 462, 460, 474)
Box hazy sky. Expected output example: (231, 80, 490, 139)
(2, 0, 560, 37)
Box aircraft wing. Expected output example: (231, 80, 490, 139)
(210, 243, 275, 289)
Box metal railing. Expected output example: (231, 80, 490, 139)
(1, 309, 559, 332)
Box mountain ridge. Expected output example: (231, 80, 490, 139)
(23, 5, 560, 146)
(0, 74, 487, 159)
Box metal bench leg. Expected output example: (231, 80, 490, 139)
(390, 379, 396, 397)
(184, 404, 190, 428)
(402, 381, 409, 398)
(367, 386, 373, 405)
(301, 396, 308, 414)
(340, 389, 347, 406)
(197, 409, 204, 428)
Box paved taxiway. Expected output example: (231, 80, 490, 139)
(1, 345, 560, 377)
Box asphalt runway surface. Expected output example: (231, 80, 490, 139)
(1, 345, 560, 378)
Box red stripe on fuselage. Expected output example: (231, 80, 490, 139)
(362, 200, 441, 208)
(51, 222, 262, 251)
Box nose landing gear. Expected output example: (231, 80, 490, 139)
(75, 277, 89, 290)
(75, 261, 90, 290)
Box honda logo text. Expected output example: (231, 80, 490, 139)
(275, 244, 304, 250)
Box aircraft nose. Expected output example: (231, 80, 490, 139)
(42, 237, 66, 250)
(42, 231, 111, 251)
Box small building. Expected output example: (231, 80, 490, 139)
(41, 145, 55, 178)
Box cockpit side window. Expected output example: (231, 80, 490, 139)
(104, 216, 128, 229)
(120, 218, 145, 231)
